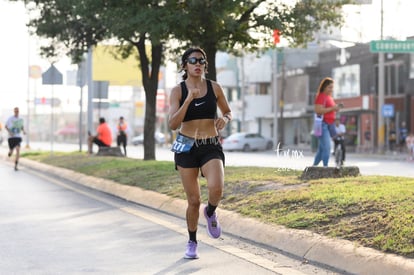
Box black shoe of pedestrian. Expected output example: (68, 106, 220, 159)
(14, 165, 18, 171)
(8, 151, 11, 157)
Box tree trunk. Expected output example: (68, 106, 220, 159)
(300, 166, 360, 180)
(135, 38, 163, 160)
(204, 44, 217, 81)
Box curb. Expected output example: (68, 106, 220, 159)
(20, 158, 414, 275)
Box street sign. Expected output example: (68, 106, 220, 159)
(382, 104, 394, 118)
(370, 40, 414, 53)
(93, 81, 109, 99)
(109, 102, 120, 108)
(93, 102, 109, 109)
(34, 97, 61, 107)
(42, 64, 63, 85)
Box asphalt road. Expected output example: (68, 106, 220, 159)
(0, 160, 343, 275)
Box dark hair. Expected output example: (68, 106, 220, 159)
(180, 47, 208, 80)
(99, 117, 105, 123)
(317, 77, 334, 94)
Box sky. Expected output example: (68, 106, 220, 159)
(0, 0, 76, 118)
(1, 0, 414, 117)
(341, 0, 413, 43)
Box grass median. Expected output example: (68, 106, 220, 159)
(24, 151, 414, 259)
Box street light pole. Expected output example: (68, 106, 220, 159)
(272, 48, 278, 149)
(77, 61, 85, 152)
(87, 47, 94, 138)
(377, 0, 385, 152)
(25, 2, 31, 149)
(239, 56, 246, 132)
(26, 52, 31, 149)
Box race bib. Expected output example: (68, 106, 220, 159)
(10, 119, 23, 136)
(171, 133, 195, 153)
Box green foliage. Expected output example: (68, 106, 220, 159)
(17, 0, 352, 72)
(173, 0, 351, 52)
(166, 0, 352, 79)
(16, 0, 352, 158)
(24, 0, 110, 63)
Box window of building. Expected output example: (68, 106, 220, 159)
(257, 83, 269, 95)
(375, 61, 405, 96)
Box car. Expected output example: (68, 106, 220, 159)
(222, 132, 273, 152)
(131, 132, 166, 145)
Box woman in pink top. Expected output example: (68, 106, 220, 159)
(313, 77, 343, 167)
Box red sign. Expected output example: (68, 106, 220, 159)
(156, 90, 168, 113)
(273, 29, 281, 45)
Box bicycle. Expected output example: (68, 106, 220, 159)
(334, 138, 344, 169)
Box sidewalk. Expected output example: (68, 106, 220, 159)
(350, 150, 411, 161)
(296, 144, 411, 162)
(17, 157, 414, 275)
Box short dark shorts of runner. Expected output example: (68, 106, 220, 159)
(93, 137, 110, 147)
(174, 136, 225, 170)
(8, 137, 22, 150)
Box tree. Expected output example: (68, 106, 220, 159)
(171, 0, 352, 81)
(18, 0, 171, 160)
(15, 0, 352, 160)
(23, 0, 109, 63)
(102, 0, 171, 160)
(168, 0, 351, 150)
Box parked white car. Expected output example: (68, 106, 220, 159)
(222, 132, 273, 152)
(131, 132, 166, 145)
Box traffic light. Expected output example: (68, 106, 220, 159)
(273, 29, 281, 45)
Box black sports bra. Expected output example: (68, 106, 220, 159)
(180, 80, 217, 122)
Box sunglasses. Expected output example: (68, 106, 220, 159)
(186, 57, 206, 65)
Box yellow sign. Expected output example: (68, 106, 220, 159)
(93, 45, 143, 86)
(135, 101, 144, 116)
(29, 65, 42, 79)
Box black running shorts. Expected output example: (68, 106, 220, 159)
(8, 137, 22, 150)
(174, 137, 225, 170)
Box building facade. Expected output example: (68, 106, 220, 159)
(219, 42, 414, 152)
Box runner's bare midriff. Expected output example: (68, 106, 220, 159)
(180, 119, 218, 139)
